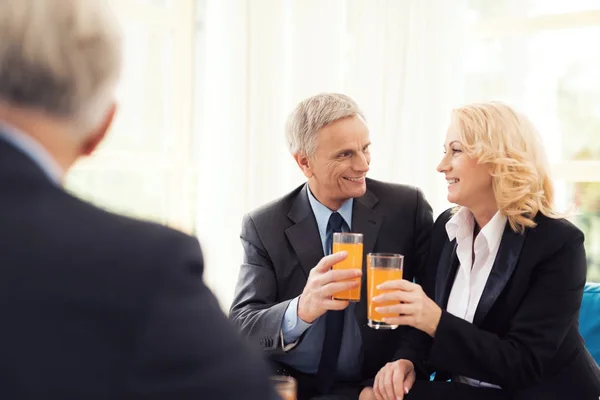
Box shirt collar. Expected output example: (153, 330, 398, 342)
(479, 210, 508, 256)
(446, 207, 473, 242)
(0, 121, 64, 185)
(446, 207, 507, 249)
(306, 185, 353, 240)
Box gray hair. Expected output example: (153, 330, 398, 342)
(285, 93, 365, 157)
(0, 0, 123, 132)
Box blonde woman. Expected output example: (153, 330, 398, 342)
(361, 102, 600, 400)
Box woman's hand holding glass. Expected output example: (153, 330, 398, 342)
(372, 279, 442, 337)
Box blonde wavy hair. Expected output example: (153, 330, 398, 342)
(450, 101, 560, 233)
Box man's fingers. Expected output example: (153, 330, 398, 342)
(321, 280, 360, 297)
(320, 298, 351, 311)
(314, 251, 348, 272)
(321, 268, 362, 285)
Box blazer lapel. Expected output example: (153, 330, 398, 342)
(352, 190, 382, 257)
(351, 189, 382, 322)
(435, 239, 459, 308)
(285, 184, 324, 278)
(473, 225, 526, 326)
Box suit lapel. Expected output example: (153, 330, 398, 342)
(435, 239, 459, 308)
(472, 225, 526, 326)
(351, 190, 382, 322)
(352, 190, 381, 257)
(285, 184, 324, 278)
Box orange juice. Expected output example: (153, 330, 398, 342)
(367, 267, 403, 322)
(332, 242, 363, 301)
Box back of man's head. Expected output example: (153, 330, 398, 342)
(0, 0, 122, 134)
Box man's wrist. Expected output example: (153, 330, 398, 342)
(297, 295, 317, 324)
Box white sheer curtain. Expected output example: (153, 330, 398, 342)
(195, 0, 467, 308)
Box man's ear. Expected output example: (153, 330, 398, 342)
(80, 103, 117, 156)
(293, 153, 313, 178)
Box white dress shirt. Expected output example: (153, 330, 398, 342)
(445, 207, 507, 389)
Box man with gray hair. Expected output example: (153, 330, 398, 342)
(0, 0, 273, 399)
(230, 93, 433, 399)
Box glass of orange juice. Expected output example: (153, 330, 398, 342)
(367, 253, 403, 330)
(270, 375, 296, 400)
(332, 232, 363, 302)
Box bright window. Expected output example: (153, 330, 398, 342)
(65, 0, 197, 234)
(464, 0, 600, 281)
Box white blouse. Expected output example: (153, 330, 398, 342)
(445, 207, 507, 389)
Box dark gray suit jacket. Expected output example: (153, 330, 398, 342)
(230, 178, 433, 394)
(0, 137, 273, 400)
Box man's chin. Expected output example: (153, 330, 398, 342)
(346, 186, 367, 199)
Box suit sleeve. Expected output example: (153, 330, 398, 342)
(229, 214, 294, 354)
(123, 235, 275, 400)
(392, 204, 443, 378)
(412, 188, 434, 285)
(427, 232, 587, 390)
